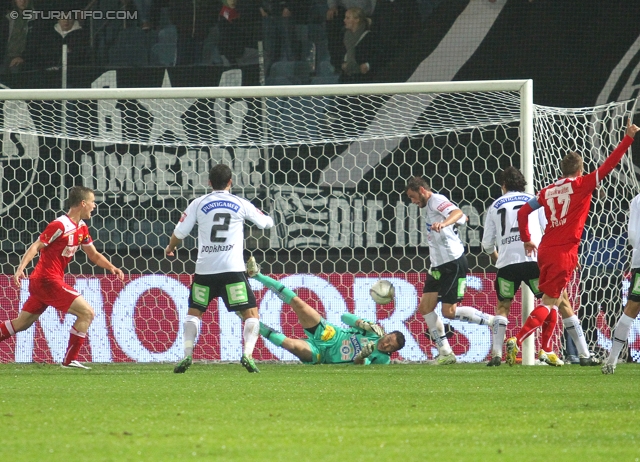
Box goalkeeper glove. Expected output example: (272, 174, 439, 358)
(360, 320, 385, 337)
(354, 340, 375, 361)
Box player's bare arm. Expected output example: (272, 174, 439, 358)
(432, 208, 464, 232)
(164, 233, 182, 258)
(626, 118, 640, 138)
(84, 245, 125, 281)
(13, 239, 46, 287)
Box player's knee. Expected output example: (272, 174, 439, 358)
(78, 306, 95, 324)
(441, 306, 456, 319)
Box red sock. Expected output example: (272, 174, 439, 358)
(63, 328, 86, 365)
(540, 307, 558, 352)
(0, 320, 16, 342)
(516, 305, 551, 346)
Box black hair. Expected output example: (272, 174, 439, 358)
(405, 177, 431, 193)
(209, 164, 232, 190)
(499, 166, 526, 192)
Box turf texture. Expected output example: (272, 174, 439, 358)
(0, 362, 639, 461)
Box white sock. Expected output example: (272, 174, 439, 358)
(607, 314, 634, 365)
(492, 315, 508, 358)
(562, 315, 589, 357)
(423, 311, 452, 355)
(183, 315, 201, 357)
(243, 318, 260, 357)
(455, 306, 493, 325)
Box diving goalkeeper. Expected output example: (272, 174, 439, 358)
(247, 257, 405, 364)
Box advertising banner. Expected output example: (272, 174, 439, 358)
(1, 272, 510, 364)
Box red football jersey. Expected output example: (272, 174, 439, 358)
(30, 215, 93, 280)
(519, 135, 634, 250)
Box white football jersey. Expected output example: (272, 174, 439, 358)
(423, 193, 466, 267)
(629, 194, 640, 269)
(482, 191, 546, 268)
(173, 190, 274, 275)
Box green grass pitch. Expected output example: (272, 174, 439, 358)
(1, 362, 639, 461)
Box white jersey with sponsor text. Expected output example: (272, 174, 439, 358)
(423, 193, 465, 267)
(482, 191, 546, 268)
(629, 194, 640, 269)
(173, 190, 274, 275)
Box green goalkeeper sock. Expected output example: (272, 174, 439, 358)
(253, 273, 296, 304)
(260, 322, 286, 347)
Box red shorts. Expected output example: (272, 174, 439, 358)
(537, 246, 578, 298)
(21, 278, 81, 315)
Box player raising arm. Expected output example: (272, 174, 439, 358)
(247, 257, 405, 364)
(1, 186, 124, 369)
(166, 164, 274, 373)
(507, 119, 640, 367)
(602, 192, 640, 374)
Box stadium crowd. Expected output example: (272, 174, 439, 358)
(0, 0, 431, 83)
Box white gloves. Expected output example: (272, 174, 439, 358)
(360, 321, 385, 337)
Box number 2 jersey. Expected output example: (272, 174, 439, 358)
(482, 191, 546, 268)
(173, 189, 274, 275)
(30, 215, 93, 281)
(518, 134, 635, 252)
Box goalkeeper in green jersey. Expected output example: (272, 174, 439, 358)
(247, 257, 405, 365)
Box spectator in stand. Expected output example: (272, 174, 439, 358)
(27, 12, 90, 71)
(339, 7, 376, 83)
(218, 0, 244, 64)
(0, 0, 31, 74)
(167, 0, 216, 65)
(260, 0, 293, 74)
(371, 0, 421, 81)
(325, 0, 374, 69)
(133, 0, 154, 30)
(288, 0, 330, 67)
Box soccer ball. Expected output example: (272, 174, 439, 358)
(370, 279, 395, 305)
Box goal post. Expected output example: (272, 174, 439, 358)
(1, 79, 635, 365)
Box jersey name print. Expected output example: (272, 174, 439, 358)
(174, 189, 274, 275)
(483, 192, 544, 268)
(544, 182, 574, 228)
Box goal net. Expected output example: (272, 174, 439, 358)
(0, 79, 637, 365)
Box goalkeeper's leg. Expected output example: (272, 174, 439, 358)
(261, 322, 314, 363)
(247, 257, 296, 304)
(247, 258, 323, 330)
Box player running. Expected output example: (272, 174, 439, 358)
(1, 186, 124, 369)
(508, 119, 640, 367)
(602, 192, 640, 374)
(166, 164, 274, 373)
(247, 257, 405, 364)
(405, 177, 493, 365)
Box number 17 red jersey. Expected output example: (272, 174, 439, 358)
(532, 135, 634, 251)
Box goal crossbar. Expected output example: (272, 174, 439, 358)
(0, 80, 533, 101)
